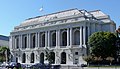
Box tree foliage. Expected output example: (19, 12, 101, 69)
(45, 48, 54, 64)
(88, 31, 117, 58)
(0, 46, 10, 62)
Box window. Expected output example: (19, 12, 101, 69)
(61, 52, 66, 64)
(32, 35, 35, 48)
(40, 53, 44, 64)
(61, 31, 67, 46)
(22, 53, 26, 63)
(16, 37, 19, 49)
(30, 53, 34, 63)
(75, 52, 78, 55)
(41, 33, 45, 47)
(74, 30, 80, 45)
(75, 59, 78, 64)
(51, 32, 56, 46)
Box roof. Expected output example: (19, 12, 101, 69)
(17, 8, 112, 27)
(0, 35, 9, 41)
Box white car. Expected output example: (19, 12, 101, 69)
(1, 62, 9, 67)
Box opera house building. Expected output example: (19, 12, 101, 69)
(10, 9, 116, 66)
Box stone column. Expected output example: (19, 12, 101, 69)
(19, 35, 21, 49)
(48, 31, 50, 48)
(20, 35, 22, 49)
(38, 33, 40, 48)
(12, 36, 15, 49)
(29, 34, 31, 48)
(45, 31, 48, 47)
(88, 26, 90, 37)
(80, 27, 82, 46)
(56, 30, 58, 47)
(83, 26, 86, 46)
(36, 33, 38, 48)
(11, 36, 13, 49)
(67, 28, 70, 46)
(14, 37, 16, 49)
(57, 29, 60, 47)
(70, 28, 72, 46)
(27, 34, 29, 48)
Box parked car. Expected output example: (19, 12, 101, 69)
(6, 62, 21, 68)
(81, 64, 87, 67)
(1, 62, 9, 67)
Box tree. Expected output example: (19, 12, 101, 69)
(45, 48, 54, 64)
(88, 31, 117, 58)
(0, 46, 10, 62)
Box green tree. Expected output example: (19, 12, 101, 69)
(0, 46, 10, 62)
(88, 31, 116, 58)
(45, 48, 54, 64)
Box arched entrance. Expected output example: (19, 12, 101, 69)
(30, 53, 34, 63)
(50, 52, 55, 64)
(22, 53, 26, 63)
(61, 52, 66, 64)
(40, 53, 44, 64)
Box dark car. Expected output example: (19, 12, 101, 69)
(7, 62, 21, 68)
(81, 64, 87, 67)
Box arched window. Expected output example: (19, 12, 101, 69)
(61, 52, 66, 64)
(22, 53, 26, 63)
(30, 53, 34, 63)
(74, 30, 80, 45)
(40, 53, 44, 64)
(24, 36, 27, 48)
(16, 57, 18, 63)
(62, 31, 67, 46)
(51, 32, 56, 46)
(41, 33, 45, 47)
(31, 34, 36, 48)
(50, 52, 55, 64)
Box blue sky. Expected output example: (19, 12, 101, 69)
(0, 0, 119, 36)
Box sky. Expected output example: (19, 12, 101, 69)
(0, 0, 120, 36)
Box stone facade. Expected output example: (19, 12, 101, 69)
(10, 9, 116, 65)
